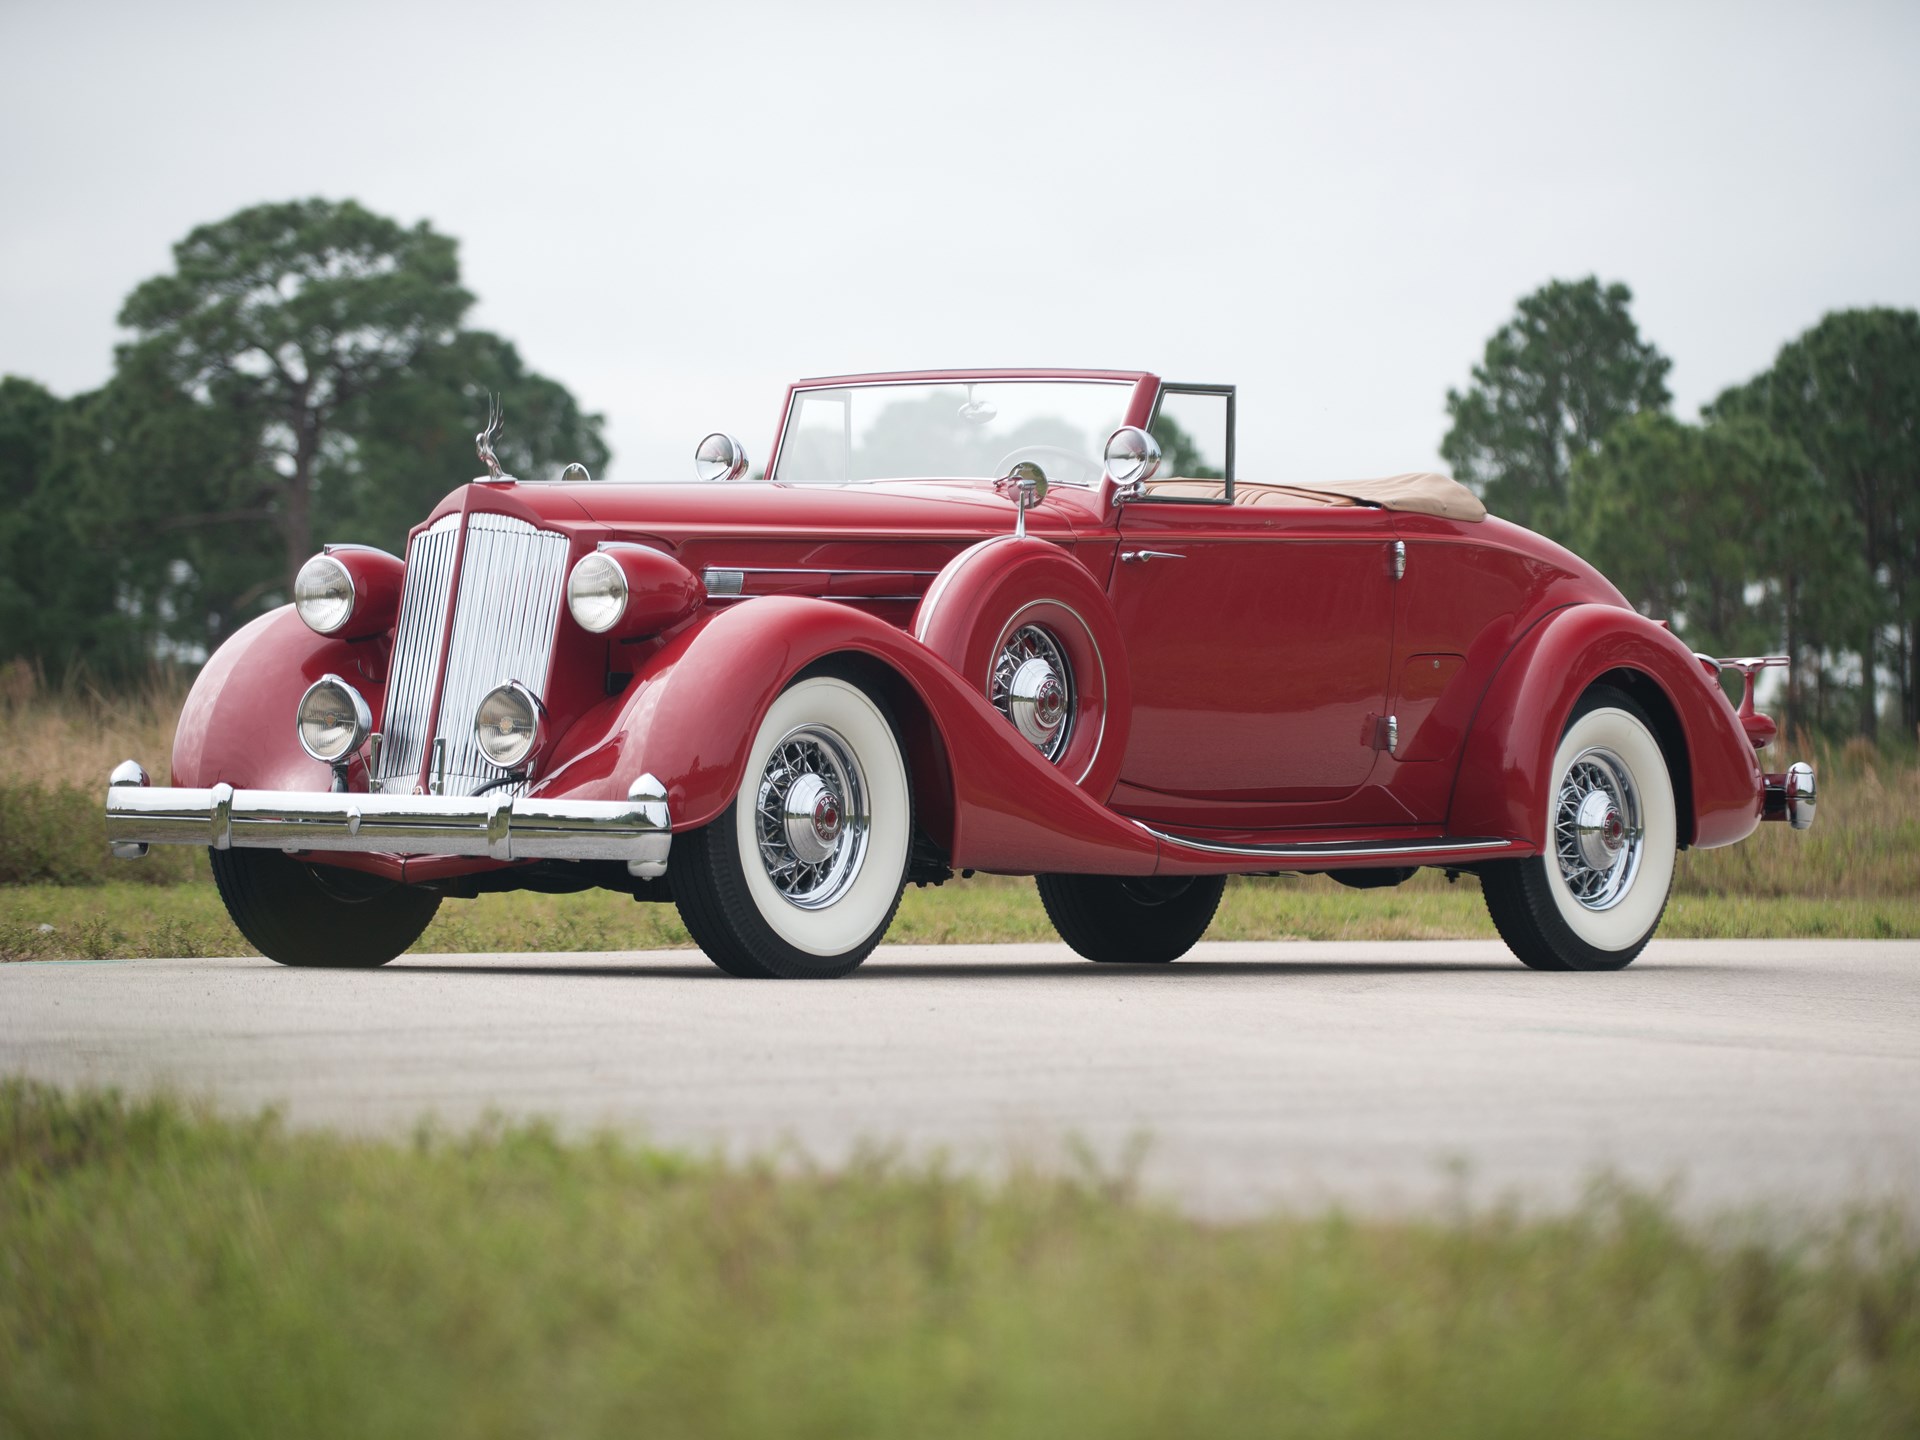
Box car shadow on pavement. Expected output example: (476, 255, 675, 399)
(379, 958, 1635, 980)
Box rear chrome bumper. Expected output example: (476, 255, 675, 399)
(104, 761, 671, 877)
(1761, 761, 1816, 830)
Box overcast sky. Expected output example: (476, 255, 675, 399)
(3, 0, 1916, 486)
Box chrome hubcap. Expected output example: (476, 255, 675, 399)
(993, 625, 1073, 761)
(756, 725, 868, 908)
(781, 772, 843, 864)
(1554, 747, 1643, 911)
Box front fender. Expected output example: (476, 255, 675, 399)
(537, 597, 1160, 874)
(1447, 604, 1763, 850)
(172, 605, 384, 791)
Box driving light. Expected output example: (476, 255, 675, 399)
(694, 432, 750, 483)
(296, 675, 372, 763)
(1102, 426, 1162, 487)
(567, 550, 629, 634)
(474, 682, 544, 770)
(294, 553, 355, 634)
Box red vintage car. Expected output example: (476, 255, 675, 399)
(106, 369, 1815, 977)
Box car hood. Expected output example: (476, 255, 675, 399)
(423, 477, 1094, 549)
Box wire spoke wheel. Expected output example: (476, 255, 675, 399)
(1480, 686, 1677, 972)
(753, 725, 870, 910)
(1551, 747, 1645, 911)
(671, 674, 911, 978)
(990, 623, 1074, 762)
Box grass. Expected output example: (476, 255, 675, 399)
(1, 1082, 1916, 1440)
(5, 875, 1917, 962)
(4, 669, 1915, 954)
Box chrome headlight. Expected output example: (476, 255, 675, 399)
(474, 681, 544, 770)
(296, 675, 371, 763)
(566, 551, 629, 634)
(293, 553, 356, 635)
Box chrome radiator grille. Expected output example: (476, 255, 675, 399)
(375, 513, 571, 797)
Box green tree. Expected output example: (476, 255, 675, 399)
(68, 198, 608, 660)
(0, 377, 148, 680)
(1442, 278, 1672, 533)
(1148, 413, 1222, 480)
(1570, 413, 1874, 738)
(1709, 309, 1920, 740)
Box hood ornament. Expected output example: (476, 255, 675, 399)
(475, 394, 514, 483)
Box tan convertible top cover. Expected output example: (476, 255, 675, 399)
(1141, 471, 1487, 522)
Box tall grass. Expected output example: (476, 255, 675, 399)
(1, 1082, 1916, 1440)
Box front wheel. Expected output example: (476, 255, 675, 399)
(1480, 686, 1677, 971)
(1036, 873, 1226, 963)
(672, 674, 912, 978)
(210, 847, 441, 967)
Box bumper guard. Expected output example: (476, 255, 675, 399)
(1761, 761, 1816, 830)
(104, 761, 671, 878)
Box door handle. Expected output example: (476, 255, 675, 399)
(1120, 550, 1184, 564)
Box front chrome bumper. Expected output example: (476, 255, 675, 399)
(104, 761, 671, 878)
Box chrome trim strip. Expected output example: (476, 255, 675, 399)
(107, 775, 671, 869)
(1135, 825, 1515, 861)
(703, 566, 942, 578)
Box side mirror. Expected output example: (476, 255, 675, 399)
(997, 461, 1048, 538)
(694, 432, 751, 483)
(1101, 425, 1161, 505)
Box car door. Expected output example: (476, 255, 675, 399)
(1105, 385, 1398, 814)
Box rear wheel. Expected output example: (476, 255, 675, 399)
(1036, 873, 1226, 964)
(1480, 685, 1677, 971)
(210, 847, 440, 967)
(672, 674, 912, 978)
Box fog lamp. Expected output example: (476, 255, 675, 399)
(474, 681, 544, 770)
(296, 675, 372, 763)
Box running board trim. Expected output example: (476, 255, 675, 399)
(1135, 826, 1515, 862)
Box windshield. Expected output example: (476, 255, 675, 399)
(772, 380, 1132, 487)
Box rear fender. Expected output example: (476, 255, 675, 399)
(1448, 605, 1762, 850)
(538, 597, 1159, 874)
(172, 606, 387, 791)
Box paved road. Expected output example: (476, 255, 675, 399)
(4, 940, 1916, 1216)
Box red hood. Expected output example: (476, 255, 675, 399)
(414, 477, 1094, 551)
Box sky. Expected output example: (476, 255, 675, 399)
(3, 0, 1917, 487)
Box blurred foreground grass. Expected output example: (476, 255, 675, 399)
(5, 678, 1916, 956)
(2, 1081, 1916, 1439)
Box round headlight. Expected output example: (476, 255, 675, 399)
(694, 432, 750, 483)
(475, 682, 544, 770)
(1102, 426, 1162, 486)
(296, 675, 371, 763)
(293, 553, 356, 635)
(567, 551, 629, 634)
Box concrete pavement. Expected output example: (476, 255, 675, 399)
(3, 939, 1916, 1216)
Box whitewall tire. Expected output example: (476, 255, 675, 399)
(1481, 686, 1677, 971)
(672, 673, 912, 978)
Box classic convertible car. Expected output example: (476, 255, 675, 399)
(106, 369, 1815, 977)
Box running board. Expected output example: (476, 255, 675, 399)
(1135, 825, 1516, 865)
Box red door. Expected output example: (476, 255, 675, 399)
(1106, 500, 1398, 811)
